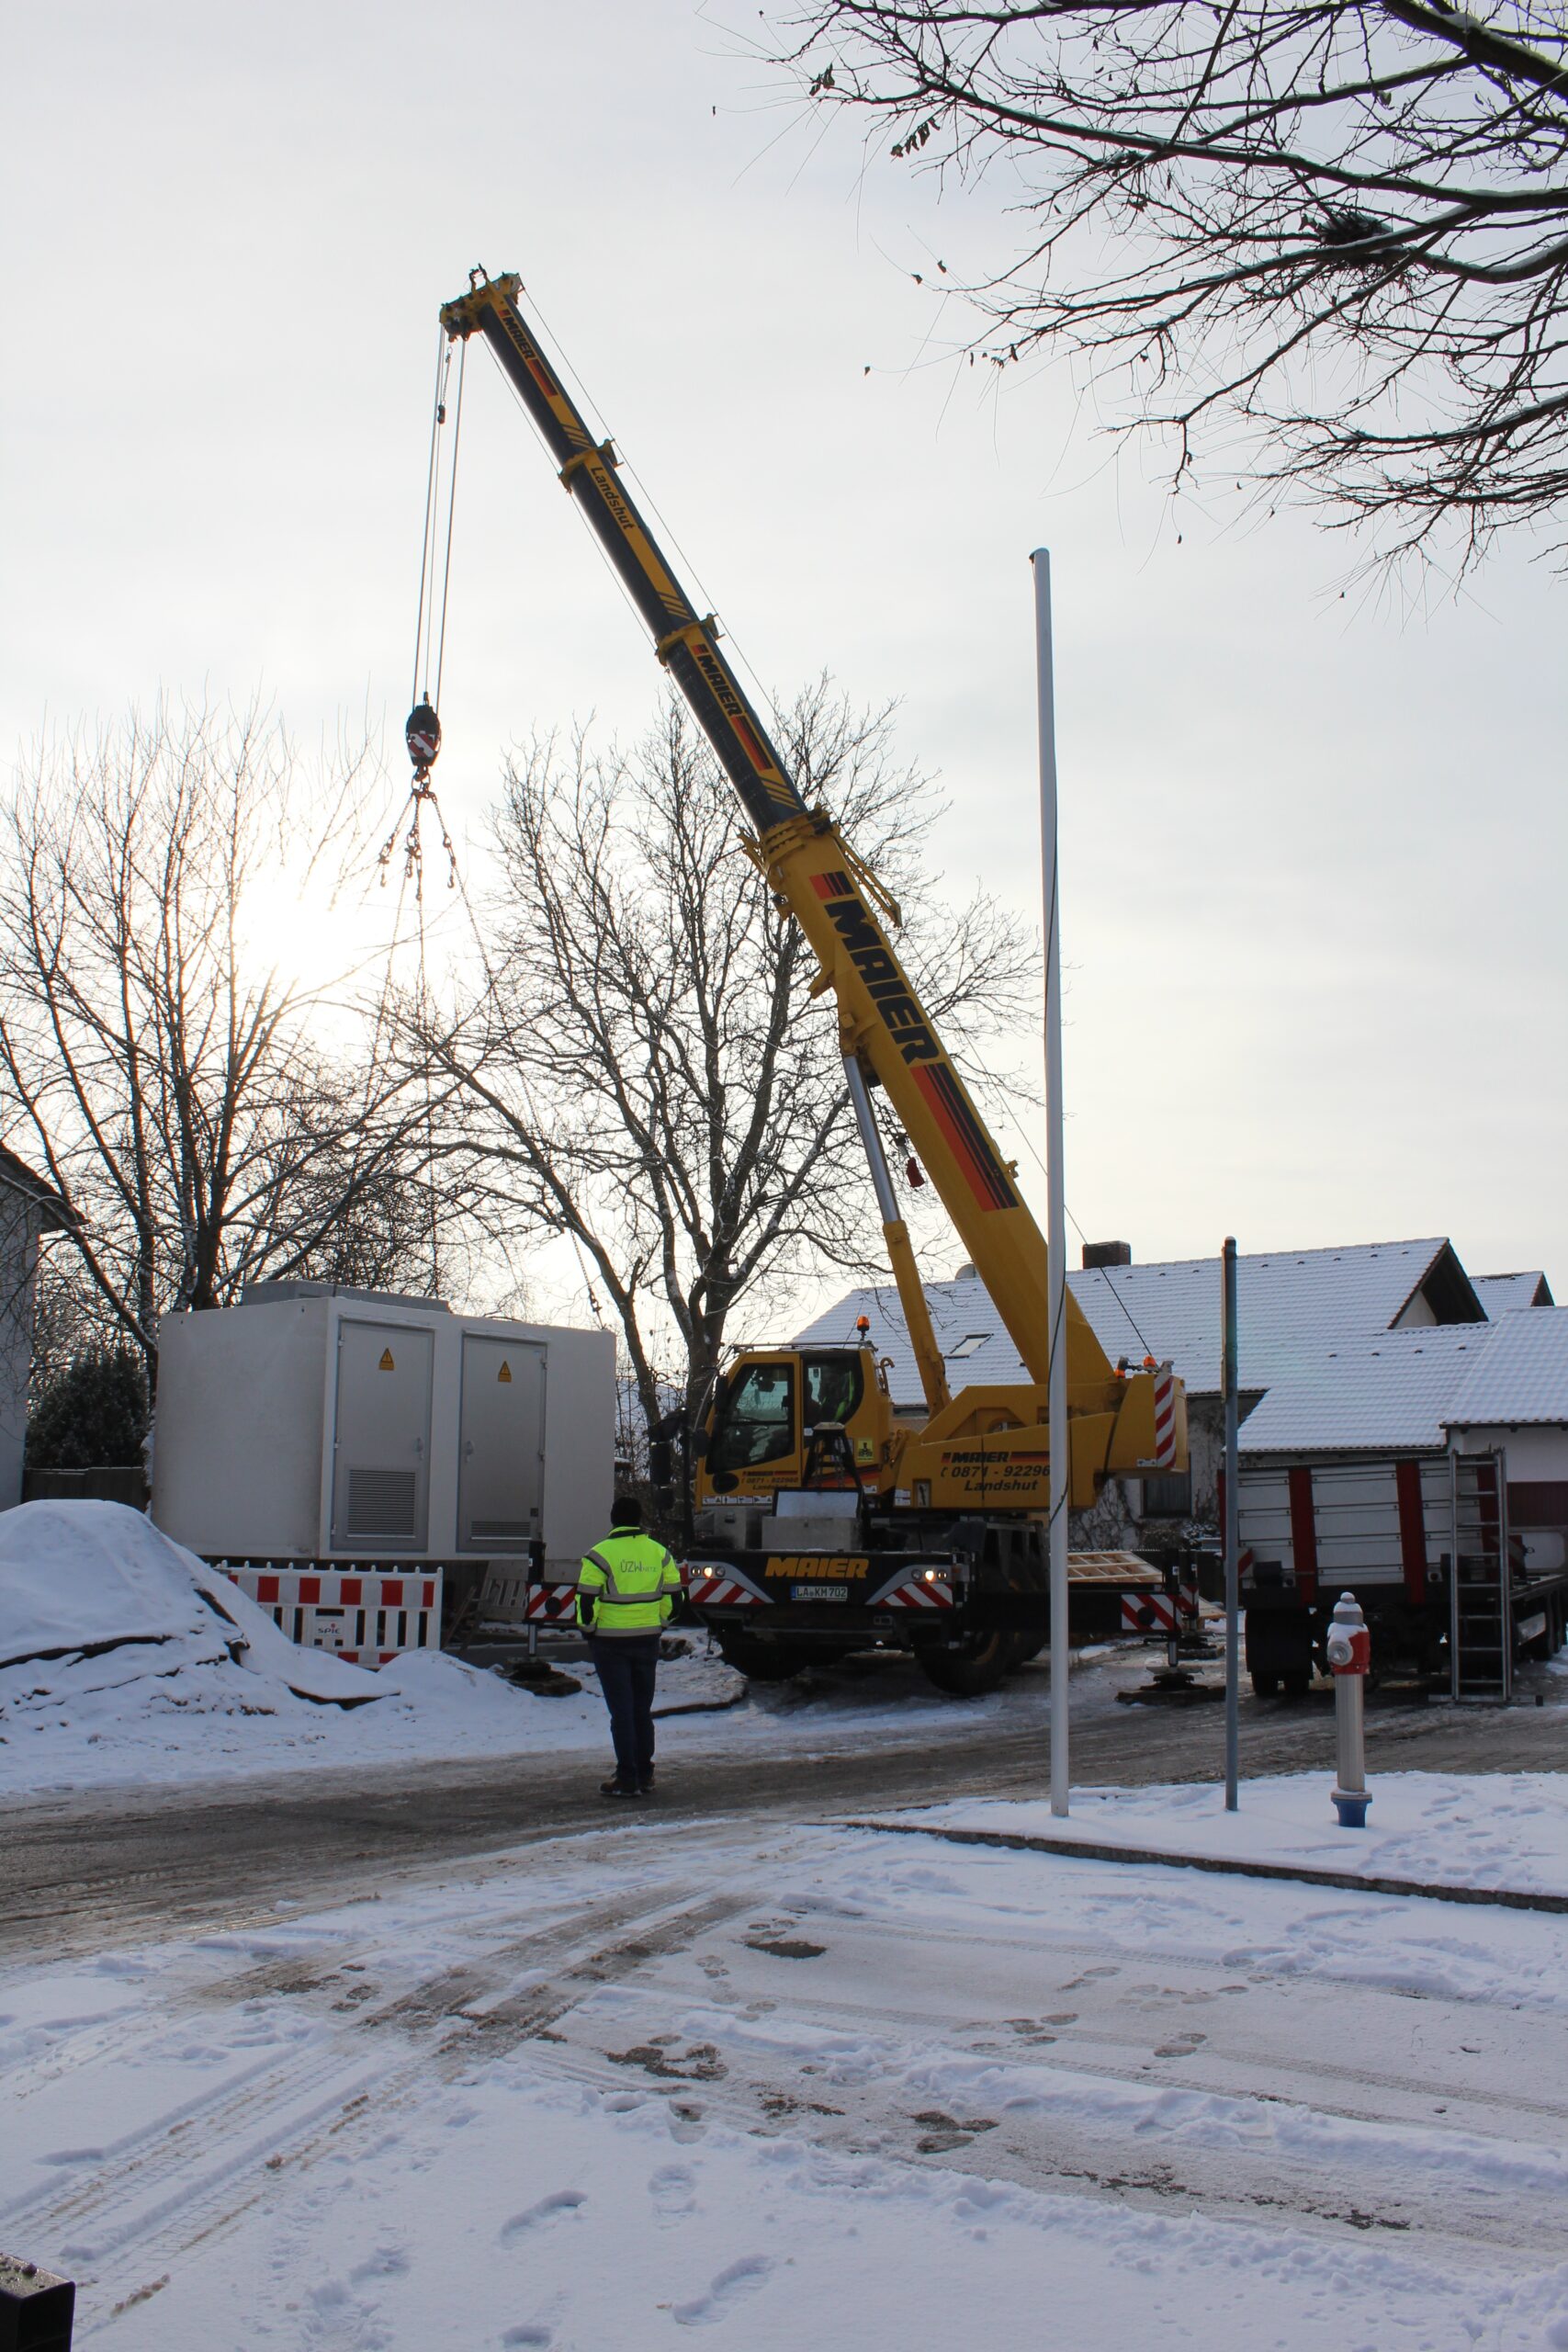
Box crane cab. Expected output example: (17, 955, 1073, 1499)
(694, 1347, 893, 1507)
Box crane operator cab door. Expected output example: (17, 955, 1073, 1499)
(698, 1348, 885, 1502)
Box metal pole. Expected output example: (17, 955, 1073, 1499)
(1032, 549, 1070, 1819)
(1222, 1236, 1240, 1811)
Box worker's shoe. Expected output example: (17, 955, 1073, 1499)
(600, 1778, 641, 1800)
(637, 1771, 655, 1796)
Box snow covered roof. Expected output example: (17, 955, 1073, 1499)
(1448, 1306, 1568, 1429)
(1236, 1326, 1494, 1454)
(1237, 1307, 1568, 1455)
(793, 1238, 1481, 1408)
(1474, 1270, 1554, 1314)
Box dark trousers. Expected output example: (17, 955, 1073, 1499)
(589, 1633, 660, 1787)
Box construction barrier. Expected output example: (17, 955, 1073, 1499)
(213, 1564, 442, 1666)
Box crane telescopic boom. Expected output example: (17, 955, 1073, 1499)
(438, 266, 1113, 1396)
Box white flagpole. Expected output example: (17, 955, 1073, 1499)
(1032, 548, 1070, 1819)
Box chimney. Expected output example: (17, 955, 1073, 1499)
(1081, 1240, 1132, 1271)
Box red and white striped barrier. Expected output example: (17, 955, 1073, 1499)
(215, 1565, 441, 1666)
(1152, 1360, 1178, 1468)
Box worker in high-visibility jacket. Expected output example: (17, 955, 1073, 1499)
(577, 1495, 683, 1798)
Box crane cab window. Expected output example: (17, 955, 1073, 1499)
(710, 1363, 797, 1472)
(803, 1353, 864, 1430)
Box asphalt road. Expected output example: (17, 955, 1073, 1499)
(4, 1650, 1563, 1960)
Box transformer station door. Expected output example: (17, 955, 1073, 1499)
(458, 1333, 546, 1553)
(332, 1320, 434, 1552)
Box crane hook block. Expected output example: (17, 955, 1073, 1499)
(406, 702, 441, 774)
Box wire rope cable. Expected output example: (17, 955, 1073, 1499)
(430, 334, 467, 713)
(411, 326, 453, 707)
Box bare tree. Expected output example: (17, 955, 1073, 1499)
(775, 2, 1568, 569)
(402, 684, 1034, 1449)
(0, 704, 442, 1385)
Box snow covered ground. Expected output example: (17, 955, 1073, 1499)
(5, 1794, 1568, 2348)
(0, 1503, 762, 1795)
(0, 1502, 1072, 1798)
(8, 1505, 1568, 2344)
(874, 1772, 1568, 1899)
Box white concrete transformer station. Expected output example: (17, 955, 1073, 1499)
(152, 1283, 614, 1585)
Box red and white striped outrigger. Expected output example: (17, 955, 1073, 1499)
(1120, 1588, 1183, 1636)
(521, 1581, 581, 1624)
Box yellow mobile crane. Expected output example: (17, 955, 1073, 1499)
(439, 269, 1186, 1693)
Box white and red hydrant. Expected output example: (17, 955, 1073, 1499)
(1325, 1591, 1372, 1827)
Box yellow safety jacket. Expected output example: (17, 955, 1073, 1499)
(577, 1525, 682, 1638)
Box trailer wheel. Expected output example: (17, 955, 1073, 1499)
(1250, 1670, 1280, 1698)
(917, 1629, 1015, 1698)
(712, 1630, 815, 1682)
(1280, 1668, 1313, 1700)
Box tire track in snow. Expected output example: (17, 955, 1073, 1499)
(6, 1881, 748, 2322)
(492, 1863, 1568, 2265)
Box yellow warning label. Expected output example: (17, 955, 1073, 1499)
(498, 1361, 513, 1384)
(378, 1348, 395, 1372)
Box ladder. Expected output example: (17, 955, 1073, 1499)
(1449, 1450, 1513, 1701)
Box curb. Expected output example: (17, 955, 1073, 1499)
(835, 1817, 1568, 1917)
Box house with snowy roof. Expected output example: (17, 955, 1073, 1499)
(1472, 1271, 1555, 1314)
(793, 1236, 1560, 1544)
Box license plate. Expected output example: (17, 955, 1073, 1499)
(792, 1584, 850, 1603)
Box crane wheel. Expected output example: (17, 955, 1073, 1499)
(917, 1628, 1017, 1698)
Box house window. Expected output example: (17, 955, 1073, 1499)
(945, 1333, 991, 1360)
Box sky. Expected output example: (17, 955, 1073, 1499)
(5, 0, 1564, 1335)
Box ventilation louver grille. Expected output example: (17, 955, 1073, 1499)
(346, 1466, 418, 1540)
(471, 1518, 531, 1544)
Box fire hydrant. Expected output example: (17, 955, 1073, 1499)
(1325, 1591, 1371, 1827)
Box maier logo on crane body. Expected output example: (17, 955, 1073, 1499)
(765, 1554, 871, 1579)
(814, 875, 1020, 1214)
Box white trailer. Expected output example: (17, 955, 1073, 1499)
(152, 1284, 615, 1619)
(1236, 1448, 1568, 1699)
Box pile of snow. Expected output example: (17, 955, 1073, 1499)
(0, 1502, 739, 1796)
(0, 1500, 386, 1701)
(887, 1770, 1568, 1900)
